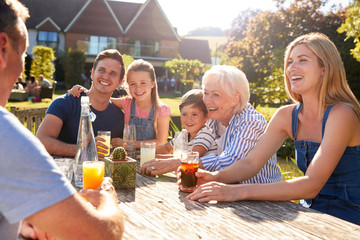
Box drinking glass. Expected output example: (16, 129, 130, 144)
(82, 161, 105, 190)
(140, 141, 156, 167)
(123, 124, 137, 158)
(173, 130, 188, 160)
(97, 131, 111, 156)
(180, 151, 199, 192)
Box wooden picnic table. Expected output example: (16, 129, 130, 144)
(53, 157, 360, 240)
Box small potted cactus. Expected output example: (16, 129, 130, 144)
(104, 147, 137, 189)
(111, 147, 127, 161)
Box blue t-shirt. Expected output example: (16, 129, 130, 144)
(47, 93, 124, 144)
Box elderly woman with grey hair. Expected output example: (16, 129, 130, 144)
(198, 65, 281, 183)
(142, 65, 281, 184)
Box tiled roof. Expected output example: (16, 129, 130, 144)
(20, 0, 87, 30)
(20, 0, 179, 40)
(179, 38, 211, 64)
(108, 0, 141, 31)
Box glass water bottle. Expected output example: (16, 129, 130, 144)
(74, 96, 98, 187)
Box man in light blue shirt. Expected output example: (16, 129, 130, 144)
(0, 1, 124, 239)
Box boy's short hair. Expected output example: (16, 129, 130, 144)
(179, 89, 208, 116)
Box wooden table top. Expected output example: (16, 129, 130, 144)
(54, 157, 360, 240)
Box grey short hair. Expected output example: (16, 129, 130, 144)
(202, 65, 250, 114)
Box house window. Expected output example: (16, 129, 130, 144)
(89, 36, 117, 55)
(37, 31, 58, 49)
(127, 39, 160, 57)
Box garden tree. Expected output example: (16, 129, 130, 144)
(30, 46, 55, 81)
(226, 0, 360, 103)
(226, 10, 289, 104)
(277, 0, 360, 98)
(59, 49, 85, 88)
(164, 58, 206, 92)
(227, 9, 261, 41)
(338, 0, 360, 61)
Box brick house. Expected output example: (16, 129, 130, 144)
(20, 0, 211, 87)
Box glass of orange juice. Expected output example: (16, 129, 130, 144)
(83, 161, 105, 189)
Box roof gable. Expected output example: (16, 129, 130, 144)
(125, 0, 180, 41)
(36, 17, 61, 32)
(179, 39, 211, 64)
(108, 0, 142, 31)
(65, 0, 123, 35)
(20, 0, 87, 30)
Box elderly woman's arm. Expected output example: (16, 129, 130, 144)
(201, 110, 268, 171)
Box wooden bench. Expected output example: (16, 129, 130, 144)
(10, 106, 47, 134)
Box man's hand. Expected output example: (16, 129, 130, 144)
(79, 177, 118, 208)
(95, 136, 109, 159)
(20, 221, 56, 240)
(67, 85, 87, 98)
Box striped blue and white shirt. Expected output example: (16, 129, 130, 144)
(201, 104, 282, 184)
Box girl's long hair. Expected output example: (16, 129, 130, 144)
(284, 32, 360, 119)
(124, 59, 161, 136)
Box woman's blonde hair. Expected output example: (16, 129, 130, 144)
(124, 59, 161, 136)
(202, 65, 250, 114)
(284, 32, 360, 119)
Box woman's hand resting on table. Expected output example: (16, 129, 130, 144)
(176, 168, 240, 202)
(140, 156, 181, 176)
(176, 168, 217, 190)
(186, 181, 242, 203)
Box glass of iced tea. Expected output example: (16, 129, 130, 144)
(83, 161, 105, 189)
(180, 151, 199, 192)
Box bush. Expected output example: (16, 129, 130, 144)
(180, 80, 194, 94)
(59, 50, 85, 88)
(30, 46, 55, 80)
(277, 137, 295, 159)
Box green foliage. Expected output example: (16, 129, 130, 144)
(59, 50, 86, 88)
(169, 116, 180, 137)
(122, 54, 134, 69)
(164, 58, 206, 92)
(226, 0, 360, 101)
(255, 104, 273, 122)
(277, 137, 296, 159)
(30, 46, 55, 80)
(337, 0, 360, 61)
(179, 80, 194, 94)
(277, 156, 304, 181)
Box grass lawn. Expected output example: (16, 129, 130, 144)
(6, 90, 278, 119)
(6, 90, 67, 110)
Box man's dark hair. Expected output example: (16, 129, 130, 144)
(93, 49, 126, 81)
(0, 0, 29, 49)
